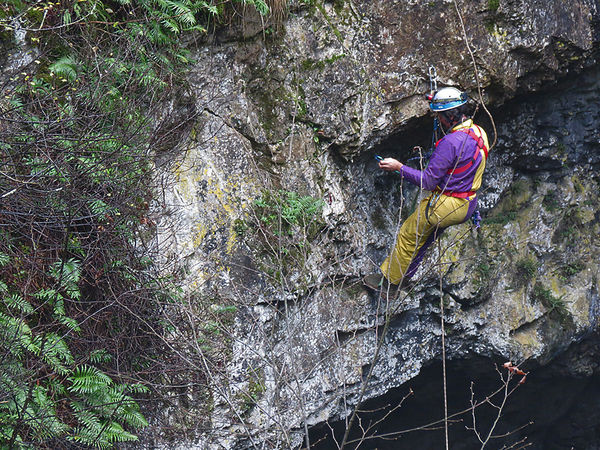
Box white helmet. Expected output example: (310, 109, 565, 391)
(428, 87, 468, 112)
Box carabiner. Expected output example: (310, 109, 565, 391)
(428, 66, 438, 93)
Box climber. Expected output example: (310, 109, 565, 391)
(363, 87, 489, 296)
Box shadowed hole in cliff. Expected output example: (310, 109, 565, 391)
(306, 345, 600, 450)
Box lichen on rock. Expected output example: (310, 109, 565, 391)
(154, 0, 600, 447)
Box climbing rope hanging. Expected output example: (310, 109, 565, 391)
(435, 2, 499, 448)
(345, 3, 497, 448)
(407, 66, 440, 165)
(453, 0, 498, 150)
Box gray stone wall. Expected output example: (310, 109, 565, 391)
(152, 1, 600, 448)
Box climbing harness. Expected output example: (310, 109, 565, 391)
(445, 125, 488, 176)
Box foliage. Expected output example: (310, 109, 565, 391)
(0, 0, 284, 445)
(484, 210, 516, 225)
(560, 261, 585, 279)
(0, 0, 282, 443)
(484, 180, 531, 225)
(249, 190, 325, 287)
(531, 283, 569, 319)
(476, 262, 491, 279)
(515, 255, 537, 285)
(0, 257, 149, 447)
(542, 190, 560, 212)
(239, 366, 266, 414)
(254, 189, 324, 235)
(488, 0, 500, 11)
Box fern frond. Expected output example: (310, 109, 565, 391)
(89, 349, 112, 364)
(161, 18, 181, 34)
(59, 315, 82, 332)
(33, 287, 61, 303)
(49, 56, 78, 82)
(62, 10, 72, 26)
(164, 0, 196, 24)
(125, 383, 149, 395)
(245, 0, 270, 15)
(50, 258, 81, 285)
(3, 293, 34, 314)
(88, 199, 111, 216)
(72, 408, 102, 431)
(68, 365, 112, 395)
(53, 298, 65, 316)
(0, 252, 9, 267)
(42, 333, 74, 374)
(102, 420, 139, 443)
(120, 405, 149, 428)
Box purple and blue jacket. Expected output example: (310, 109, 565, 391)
(399, 119, 489, 197)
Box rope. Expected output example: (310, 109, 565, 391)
(453, 0, 498, 150)
(434, 3, 497, 448)
(342, 5, 497, 446)
(438, 238, 450, 450)
(339, 176, 406, 450)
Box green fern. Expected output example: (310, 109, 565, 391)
(59, 315, 82, 332)
(41, 333, 74, 375)
(69, 365, 113, 395)
(30, 385, 71, 439)
(89, 199, 112, 217)
(4, 293, 34, 314)
(67, 367, 147, 447)
(50, 258, 81, 285)
(103, 421, 139, 443)
(62, 10, 72, 26)
(49, 259, 82, 301)
(49, 56, 78, 82)
(89, 349, 113, 364)
(70, 406, 102, 431)
(243, 0, 270, 15)
(0, 252, 9, 267)
(162, 0, 196, 25)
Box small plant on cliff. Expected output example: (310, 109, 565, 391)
(542, 190, 560, 212)
(560, 261, 585, 279)
(515, 255, 538, 285)
(254, 190, 324, 236)
(250, 190, 324, 287)
(488, 0, 500, 12)
(531, 282, 569, 319)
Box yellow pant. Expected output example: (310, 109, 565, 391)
(380, 193, 472, 284)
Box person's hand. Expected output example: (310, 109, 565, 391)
(378, 157, 403, 172)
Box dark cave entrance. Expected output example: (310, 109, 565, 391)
(307, 65, 600, 450)
(307, 340, 600, 450)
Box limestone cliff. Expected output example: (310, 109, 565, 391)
(154, 1, 600, 448)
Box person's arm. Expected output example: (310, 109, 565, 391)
(380, 138, 455, 190)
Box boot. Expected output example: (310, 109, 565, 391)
(363, 273, 415, 293)
(362, 273, 399, 292)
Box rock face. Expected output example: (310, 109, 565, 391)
(155, 1, 600, 448)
